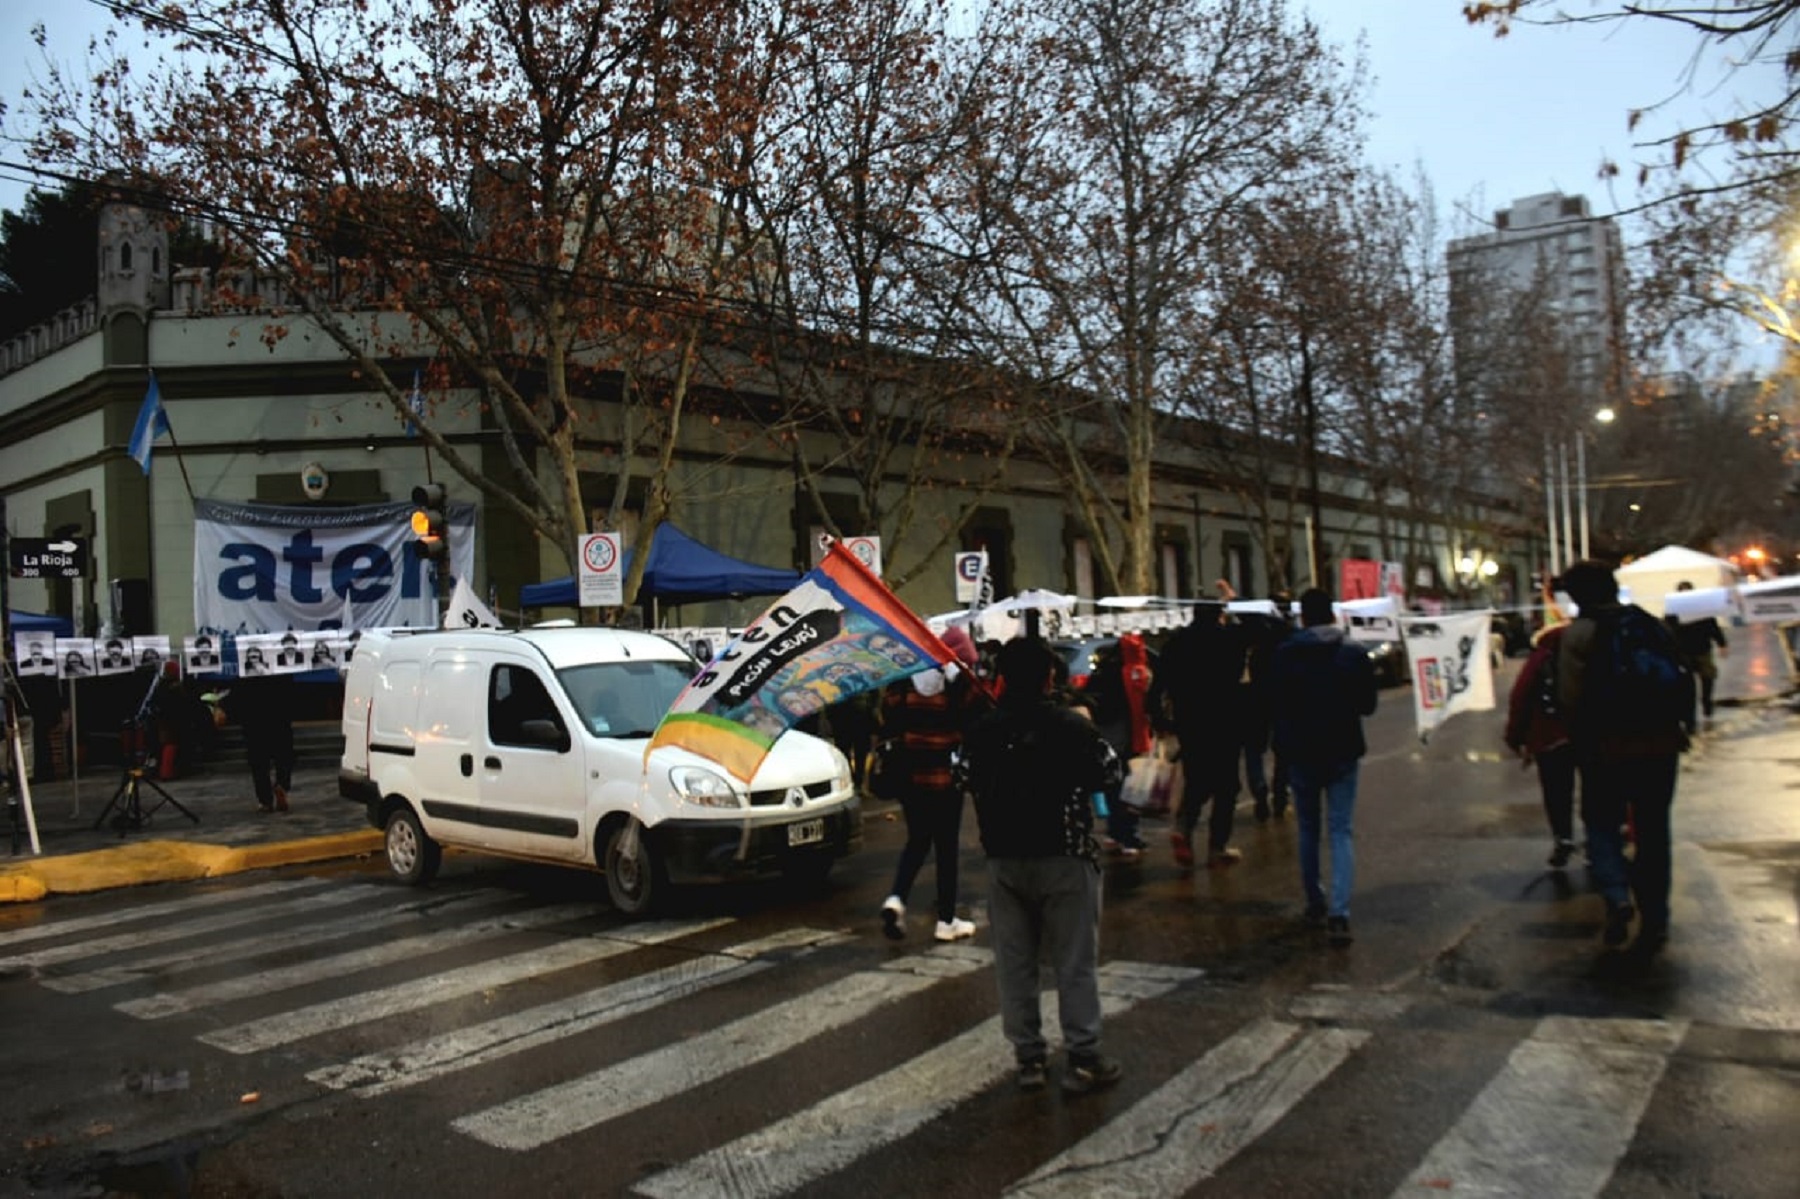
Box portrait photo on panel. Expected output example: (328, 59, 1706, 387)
(55, 637, 96, 679)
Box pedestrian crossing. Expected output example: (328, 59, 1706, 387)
(0, 877, 1728, 1196)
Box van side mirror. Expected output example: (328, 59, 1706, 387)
(518, 718, 571, 752)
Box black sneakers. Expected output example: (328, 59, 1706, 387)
(1326, 915, 1353, 947)
(1548, 840, 1576, 870)
(1061, 1054, 1123, 1095)
(1017, 1058, 1047, 1091)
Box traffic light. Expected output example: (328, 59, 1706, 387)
(411, 483, 448, 560)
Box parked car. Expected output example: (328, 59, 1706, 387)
(1492, 610, 1532, 658)
(339, 626, 859, 916)
(1051, 637, 1114, 690)
(1362, 637, 1409, 688)
(1050, 635, 1163, 691)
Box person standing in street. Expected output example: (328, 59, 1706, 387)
(963, 636, 1120, 1095)
(1241, 598, 1293, 823)
(1556, 560, 1692, 955)
(1079, 638, 1150, 860)
(1504, 622, 1583, 870)
(1272, 588, 1378, 947)
(208, 676, 295, 813)
(1148, 581, 1250, 869)
(1666, 580, 1728, 726)
(877, 625, 986, 942)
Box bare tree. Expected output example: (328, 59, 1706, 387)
(954, 0, 1363, 594)
(13, 0, 888, 604)
(726, 0, 1024, 588)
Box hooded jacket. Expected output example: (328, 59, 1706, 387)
(1270, 624, 1378, 765)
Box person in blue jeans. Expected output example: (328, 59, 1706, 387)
(1271, 588, 1378, 947)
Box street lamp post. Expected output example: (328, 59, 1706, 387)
(1546, 406, 1616, 572)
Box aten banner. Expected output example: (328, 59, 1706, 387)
(193, 499, 475, 633)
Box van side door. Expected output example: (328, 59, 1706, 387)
(479, 659, 589, 863)
(413, 656, 492, 847)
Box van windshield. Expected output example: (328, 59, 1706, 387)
(556, 658, 698, 739)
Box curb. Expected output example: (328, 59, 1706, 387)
(0, 830, 385, 904)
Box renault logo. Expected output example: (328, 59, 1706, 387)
(786, 787, 807, 808)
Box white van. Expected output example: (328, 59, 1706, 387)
(338, 626, 860, 914)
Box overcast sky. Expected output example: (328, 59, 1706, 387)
(1307, 2, 1768, 232)
(0, 1, 1775, 233)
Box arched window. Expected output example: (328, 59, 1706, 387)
(120, 243, 134, 271)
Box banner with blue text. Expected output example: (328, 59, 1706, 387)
(192, 499, 474, 633)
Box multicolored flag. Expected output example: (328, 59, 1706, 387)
(646, 540, 958, 781)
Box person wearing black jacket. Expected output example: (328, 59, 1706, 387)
(210, 676, 295, 813)
(963, 637, 1121, 1095)
(1241, 602, 1294, 822)
(1147, 586, 1250, 869)
(1272, 589, 1378, 946)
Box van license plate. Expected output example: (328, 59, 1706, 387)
(787, 818, 824, 847)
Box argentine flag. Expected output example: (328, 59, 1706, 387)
(128, 373, 171, 475)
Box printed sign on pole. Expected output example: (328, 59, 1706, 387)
(953, 550, 988, 603)
(578, 532, 624, 607)
(842, 536, 882, 578)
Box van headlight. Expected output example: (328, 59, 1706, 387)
(830, 747, 853, 794)
(669, 765, 744, 809)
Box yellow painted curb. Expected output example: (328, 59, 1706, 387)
(0, 830, 385, 903)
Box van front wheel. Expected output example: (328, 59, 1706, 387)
(601, 820, 662, 916)
(385, 806, 442, 885)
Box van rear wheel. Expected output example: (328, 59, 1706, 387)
(385, 806, 441, 885)
(601, 820, 663, 916)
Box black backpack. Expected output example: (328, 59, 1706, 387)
(1584, 605, 1694, 737)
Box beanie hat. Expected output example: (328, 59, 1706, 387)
(940, 625, 978, 668)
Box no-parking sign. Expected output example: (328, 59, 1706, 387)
(578, 532, 623, 607)
(954, 550, 988, 602)
(842, 535, 882, 577)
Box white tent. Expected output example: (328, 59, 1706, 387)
(1614, 545, 1740, 617)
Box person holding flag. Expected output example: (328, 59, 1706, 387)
(645, 539, 961, 787)
(876, 624, 988, 942)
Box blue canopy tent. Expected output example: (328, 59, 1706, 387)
(8, 610, 74, 636)
(519, 523, 801, 609)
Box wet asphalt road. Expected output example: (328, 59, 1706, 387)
(1, 627, 1797, 1197)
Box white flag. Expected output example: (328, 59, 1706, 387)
(1399, 610, 1495, 743)
(446, 576, 501, 629)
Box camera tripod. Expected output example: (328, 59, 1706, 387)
(93, 760, 199, 835)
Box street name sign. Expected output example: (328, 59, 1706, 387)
(8, 537, 88, 579)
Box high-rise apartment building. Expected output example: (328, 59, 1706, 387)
(1447, 191, 1629, 414)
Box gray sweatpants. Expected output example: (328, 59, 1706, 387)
(986, 855, 1103, 1064)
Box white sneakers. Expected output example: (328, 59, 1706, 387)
(880, 895, 905, 941)
(882, 896, 976, 942)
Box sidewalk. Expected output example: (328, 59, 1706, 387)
(4, 621, 1794, 905)
(1, 753, 377, 903)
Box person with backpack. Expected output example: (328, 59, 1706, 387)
(1554, 559, 1694, 955)
(962, 636, 1122, 1095)
(1504, 622, 1583, 870)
